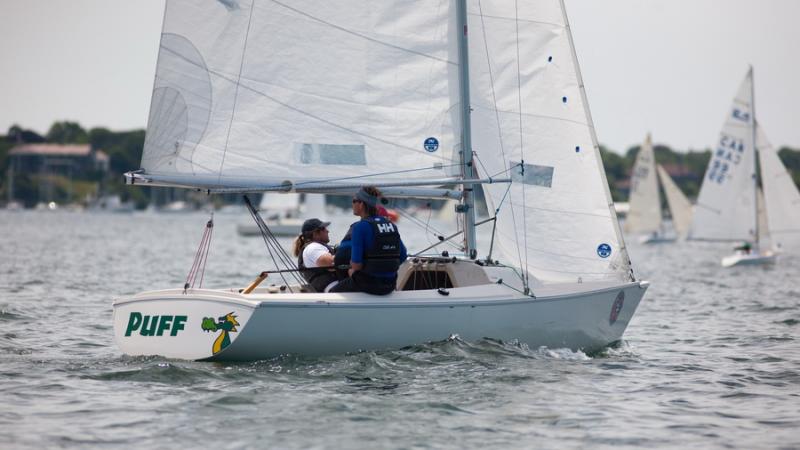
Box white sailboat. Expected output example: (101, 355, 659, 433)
(625, 134, 692, 244)
(113, 0, 648, 361)
(690, 68, 799, 266)
(236, 192, 303, 237)
(656, 164, 693, 241)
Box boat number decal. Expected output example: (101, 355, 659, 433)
(125, 312, 187, 337)
(201, 312, 240, 355)
(424, 137, 439, 152)
(609, 291, 624, 325)
(597, 243, 612, 258)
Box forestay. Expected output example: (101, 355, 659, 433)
(469, 1, 631, 283)
(757, 124, 800, 251)
(656, 164, 693, 239)
(625, 134, 661, 235)
(142, 0, 464, 190)
(690, 70, 757, 241)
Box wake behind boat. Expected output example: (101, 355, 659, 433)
(114, 0, 648, 360)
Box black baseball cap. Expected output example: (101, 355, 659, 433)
(301, 218, 330, 234)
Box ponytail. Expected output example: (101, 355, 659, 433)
(292, 234, 308, 257)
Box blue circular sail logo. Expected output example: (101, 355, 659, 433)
(424, 137, 439, 152)
(597, 243, 612, 258)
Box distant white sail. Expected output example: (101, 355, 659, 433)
(625, 134, 661, 235)
(757, 124, 800, 251)
(142, 0, 463, 189)
(471, 1, 631, 283)
(689, 69, 757, 241)
(656, 164, 693, 239)
(756, 187, 771, 248)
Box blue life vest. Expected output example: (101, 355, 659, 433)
(362, 217, 401, 275)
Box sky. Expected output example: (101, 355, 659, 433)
(1, 0, 798, 154)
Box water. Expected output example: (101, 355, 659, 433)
(1, 210, 798, 449)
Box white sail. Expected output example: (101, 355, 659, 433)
(142, 0, 464, 189)
(470, 1, 631, 283)
(757, 124, 800, 251)
(689, 69, 757, 241)
(656, 164, 693, 239)
(625, 134, 661, 235)
(756, 187, 771, 248)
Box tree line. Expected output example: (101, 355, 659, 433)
(1, 121, 798, 207)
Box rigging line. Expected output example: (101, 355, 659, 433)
(258, 212, 304, 286)
(259, 218, 302, 289)
(394, 207, 461, 252)
(476, 2, 524, 286)
(514, 0, 530, 294)
(289, 164, 463, 189)
(473, 153, 491, 182)
(472, 104, 590, 128)
(217, 2, 256, 186)
(198, 214, 214, 289)
(268, 0, 456, 66)
(503, 200, 618, 220)
(244, 196, 302, 289)
(498, 279, 533, 297)
(468, 12, 563, 29)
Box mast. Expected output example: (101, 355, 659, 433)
(456, 0, 478, 259)
(750, 66, 759, 246)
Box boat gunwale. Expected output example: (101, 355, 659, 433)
(113, 280, 648, 309)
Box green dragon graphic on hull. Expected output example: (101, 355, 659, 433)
(201, 312, 239, 355)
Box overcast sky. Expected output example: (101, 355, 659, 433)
(1, 0, 798, 154)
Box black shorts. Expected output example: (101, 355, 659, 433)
(329, 271, 396, 295)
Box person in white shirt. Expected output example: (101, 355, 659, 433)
(292, 218, 339, 292)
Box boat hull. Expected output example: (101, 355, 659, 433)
(721, 250, 777, 267)
(113, 281, 648, 361)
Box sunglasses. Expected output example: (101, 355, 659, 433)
(352, 198, 363, 204)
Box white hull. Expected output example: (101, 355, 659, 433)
(113, 279, 648, 361)
(721, 250, 777, 267)
(237, 220, 302, 237)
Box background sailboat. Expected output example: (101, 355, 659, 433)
(690, 68, 798, 266)
(113, 0, 648, 360)
(656, 164, 693, 240)
(757, 124, 800, 252)
(625, 134, 692, 243)
(236, 192, 312, 237)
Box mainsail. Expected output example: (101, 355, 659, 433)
(656, 164, 693, 239)
(469, 1, 631, 283)
(757, 124, 800, 251)
(141, 0, 464, 190)
(138, 0, 633, 285)
(689, 69, 757, 241)
(625, 134, 662, 235)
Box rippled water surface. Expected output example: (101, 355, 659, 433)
(1, 210, 798, 449)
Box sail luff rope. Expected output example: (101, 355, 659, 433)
(514, 0, 530, 294)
